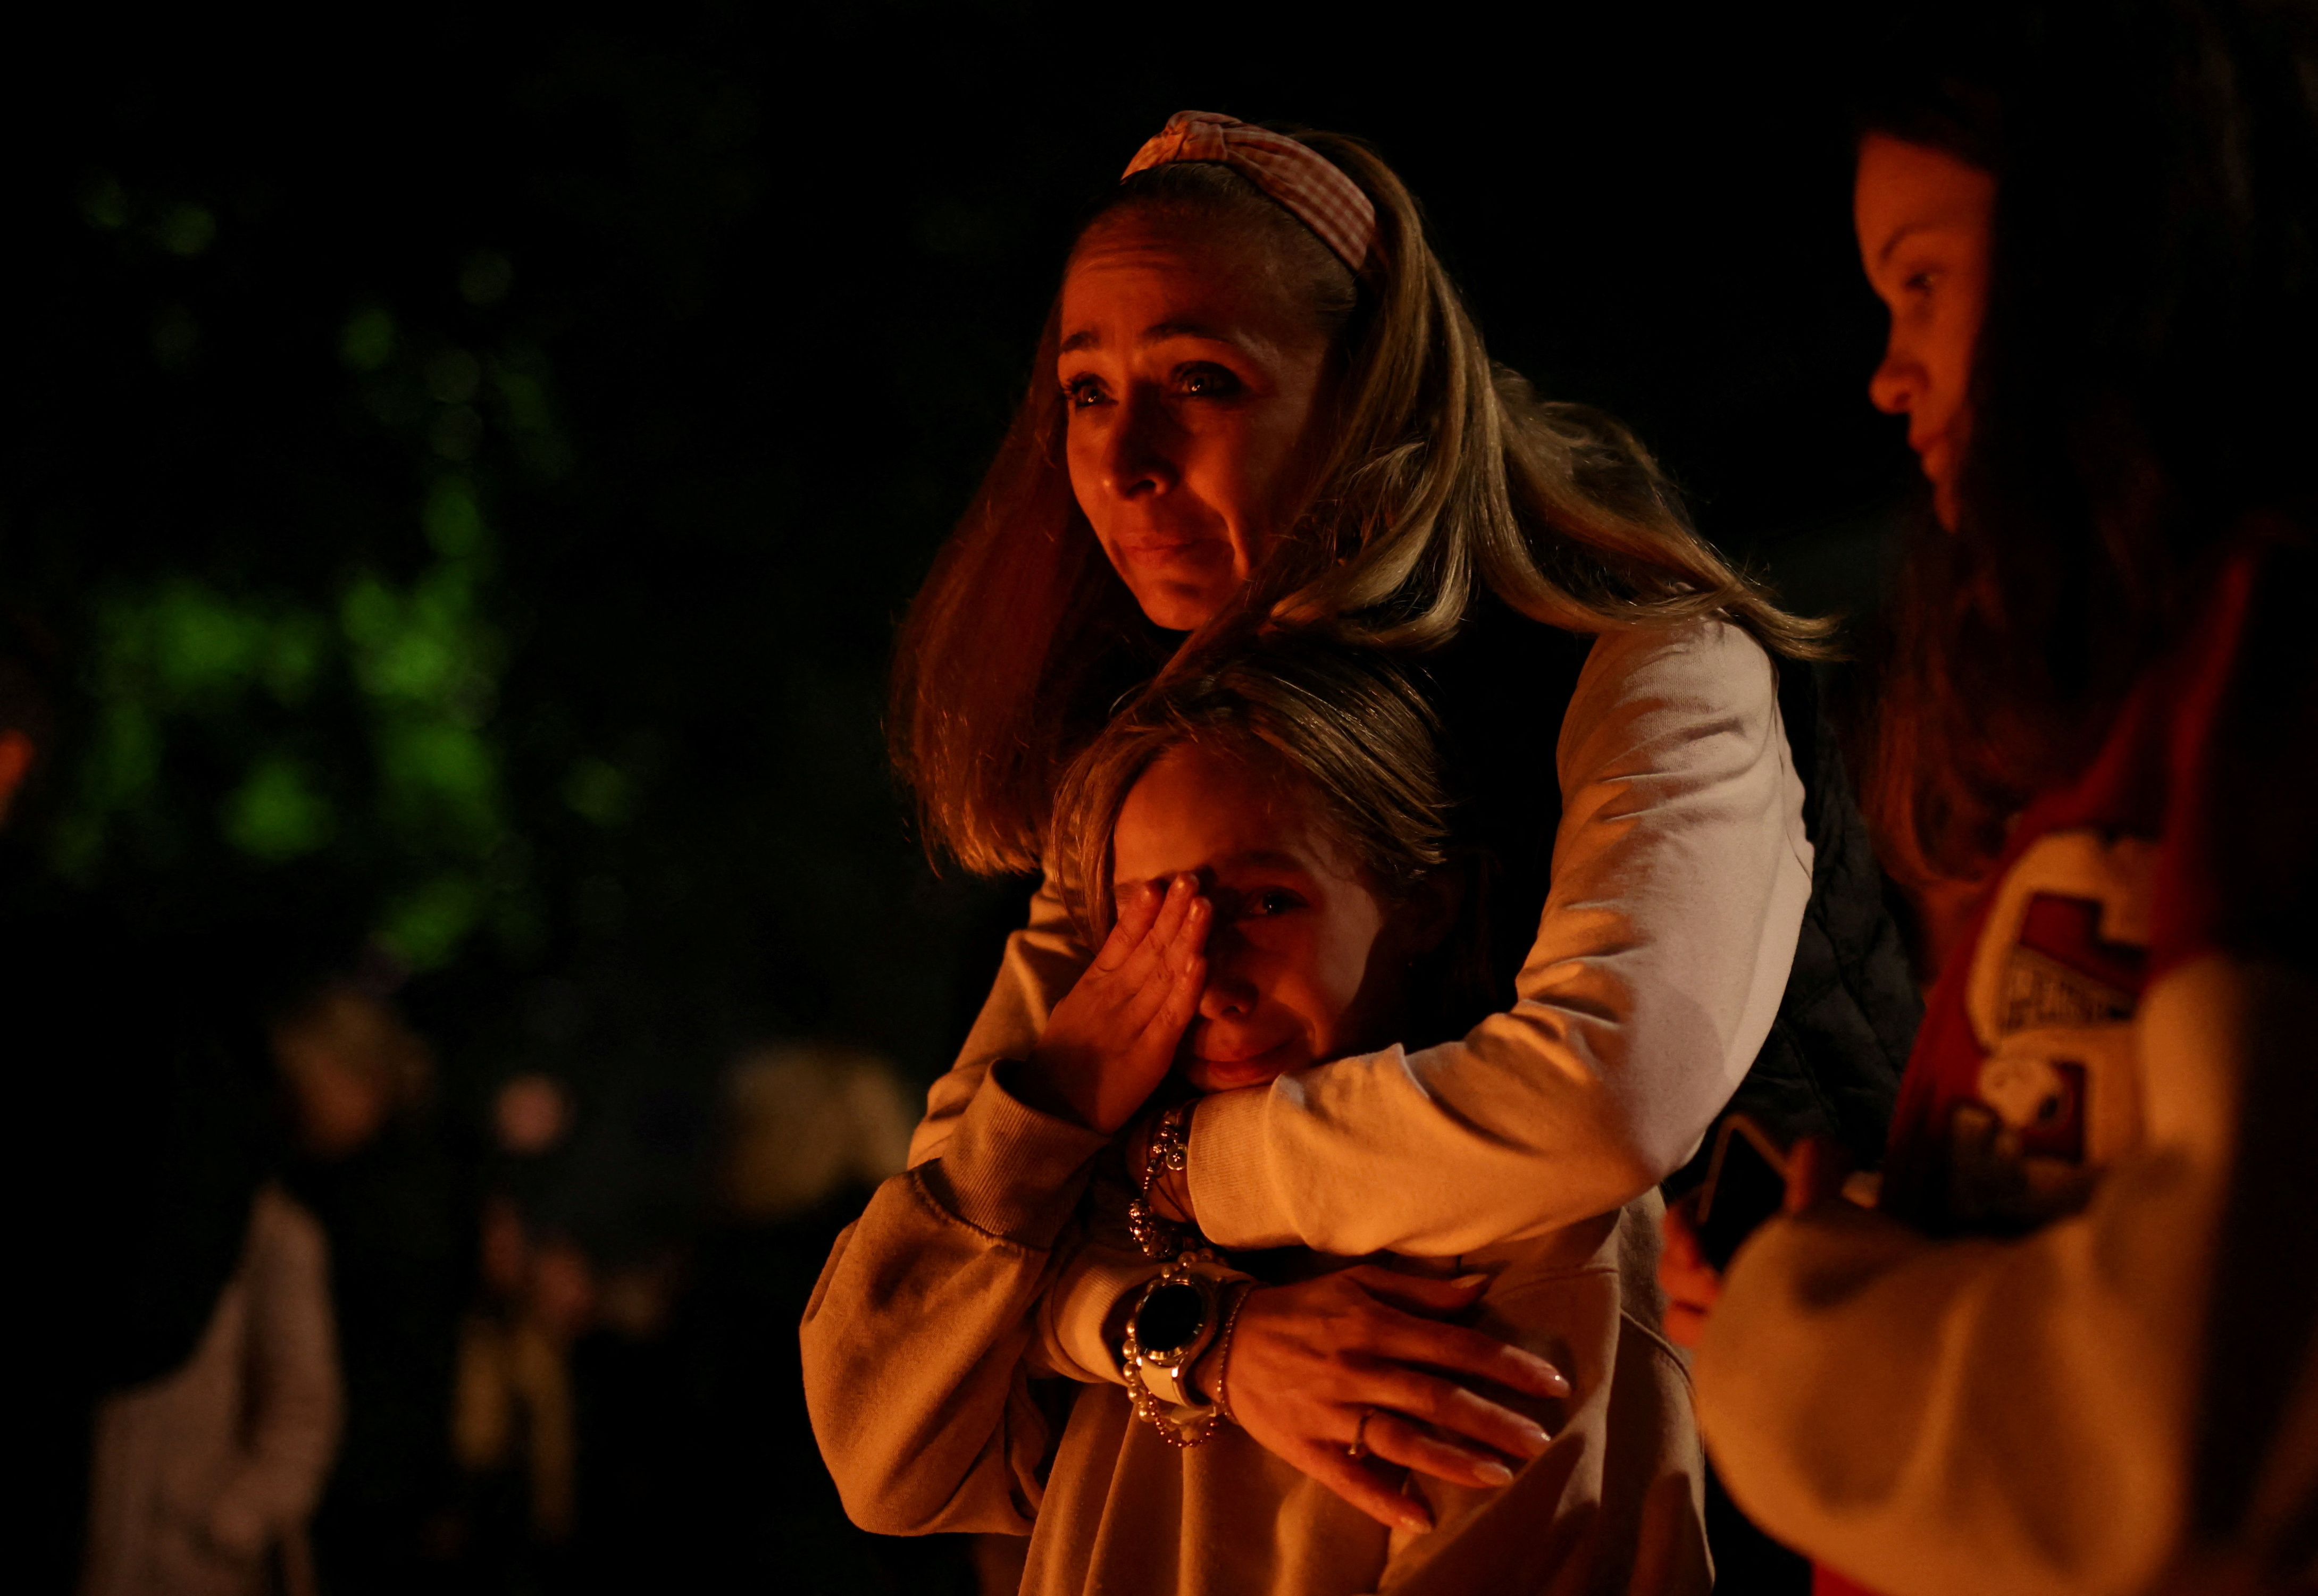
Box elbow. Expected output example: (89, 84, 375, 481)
(1605, 1136, 1673, 1204)
(836, 1480, 945, 1539)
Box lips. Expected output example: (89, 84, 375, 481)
(1182, 1031, 1303, 1090)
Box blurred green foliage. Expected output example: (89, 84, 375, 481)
(6, 1, 1907, 1105)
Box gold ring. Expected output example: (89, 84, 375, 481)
(1346, 1407, 1375, 1460)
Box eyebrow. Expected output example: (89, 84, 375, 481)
(1112, 849, 1321, 887)
(1874, 219, 1970, 269)
(1058, 319, 1236, 356)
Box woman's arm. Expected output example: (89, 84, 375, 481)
(802, 1062, 1110, 1536)
(1692, 954, 2256, 1596)
(1185, 618, 1812, 1256)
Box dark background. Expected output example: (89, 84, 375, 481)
(4, 3, 1913, 1590)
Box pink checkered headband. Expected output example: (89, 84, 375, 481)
(1119, 111, 1378, 276)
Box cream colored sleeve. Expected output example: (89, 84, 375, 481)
(802, 1061, 1110, 1537)
(1186, 618, 1812, 1256)
(1694, 955, 2254, 1596)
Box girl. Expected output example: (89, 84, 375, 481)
(891, 110, 1918, 1520)
(807, 634, 1709, 1595)
(1664, 5, 2318, 1591)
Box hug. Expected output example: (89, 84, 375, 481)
(806, 3, 2318, 1590)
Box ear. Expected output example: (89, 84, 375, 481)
(1395, 862, 1465, 961)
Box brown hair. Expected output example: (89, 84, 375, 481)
(1848, 0, 2318, 891)
(1048, 631, 1492, 1034)
(893, 126, 1833, 876)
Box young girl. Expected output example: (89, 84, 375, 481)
(806, 634, 1709, 1595)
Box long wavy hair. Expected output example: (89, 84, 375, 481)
(1848, 0, 2318, 888)
(892, 127, 1832, 876)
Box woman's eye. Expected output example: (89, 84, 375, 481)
(1244, 888, 1301, 918)
(1175, 364, 1242, 398)
(1903, 268, 1940, 296)
(1062, 375, 1108, 408)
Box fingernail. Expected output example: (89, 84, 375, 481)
(1474, 1460, 1513, 1486)
(1400, 1511, 1433, 1533)
(1512, 1350, 1570, 1395)
(1450, 1273, 1490, 1290)
(1518, 1422, 1552, 1455)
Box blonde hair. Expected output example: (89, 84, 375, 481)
(893, 126, 1832, 876)
(1049, 631, 1495, 1032)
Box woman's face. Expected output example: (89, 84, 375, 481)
(1059, 214, 1337, 632)
(1855, 133, 1996, 530)
(1110, 743, 1435, 1093)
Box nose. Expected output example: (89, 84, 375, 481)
(1868, 334, 1920, 416)
(1100, 387, 1179, 502)
(1196, 945, 1255, 1022)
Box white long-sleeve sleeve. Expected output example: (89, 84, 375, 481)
(1185, 617, 1810, 1254)
(910, 617, 1810, 1260)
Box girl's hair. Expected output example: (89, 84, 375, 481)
(892, 130, 1833, 876)
(1849, 0, 2318, 886)
(1048, 632, 1493, 1037)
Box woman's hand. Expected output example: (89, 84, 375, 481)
(1660, 1133, 1853, 1348)
(1016, 875, 1209, 1134)
(1204, 1266, 1571, 1533)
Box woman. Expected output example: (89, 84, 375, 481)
(889, 112, 1915, 1521)
(1665, 5, 2318, 1592)
(808, 636, 1710, 1593)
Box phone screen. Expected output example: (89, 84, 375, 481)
(1695, 1117, 1789, 1271)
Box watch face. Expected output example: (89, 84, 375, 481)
(1137, 1281, 1207, 1359)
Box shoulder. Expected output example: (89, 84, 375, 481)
(1562, 618, 1776, 759)
(1577, 615, 1773, 702)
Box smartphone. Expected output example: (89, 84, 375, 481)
(1693, 1115, 1790, 1271)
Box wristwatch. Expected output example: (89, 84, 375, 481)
(1122, 1257, 1240, 1408)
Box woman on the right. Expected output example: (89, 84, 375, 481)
(1668, 3, 2318, 1592)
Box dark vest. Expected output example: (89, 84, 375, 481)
(1418, 600, 1921, 1182)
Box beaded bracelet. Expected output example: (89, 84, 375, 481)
(1126, 1099, 1198, 1260)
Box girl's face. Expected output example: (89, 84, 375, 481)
(1059, 215, 1337, 632)
(1109, 743, 1441, 1093)
(1855, 133, 1996, 531)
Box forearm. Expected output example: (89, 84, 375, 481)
(804, 1064, 1108, 1535)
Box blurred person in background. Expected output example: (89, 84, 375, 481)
(7, 614, 340, 1596)
(1664, 4, 2318, 1592)
(274, 979, 472, 1595)
(627, 1043, 995, 1593)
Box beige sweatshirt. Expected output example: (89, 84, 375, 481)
(804, 1062, 1711, 1595)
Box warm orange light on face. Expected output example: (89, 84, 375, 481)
(1855, 133, 1996, 531)
(1058, 217, 1335, 632)
(1110, 744, 1415, 1091)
